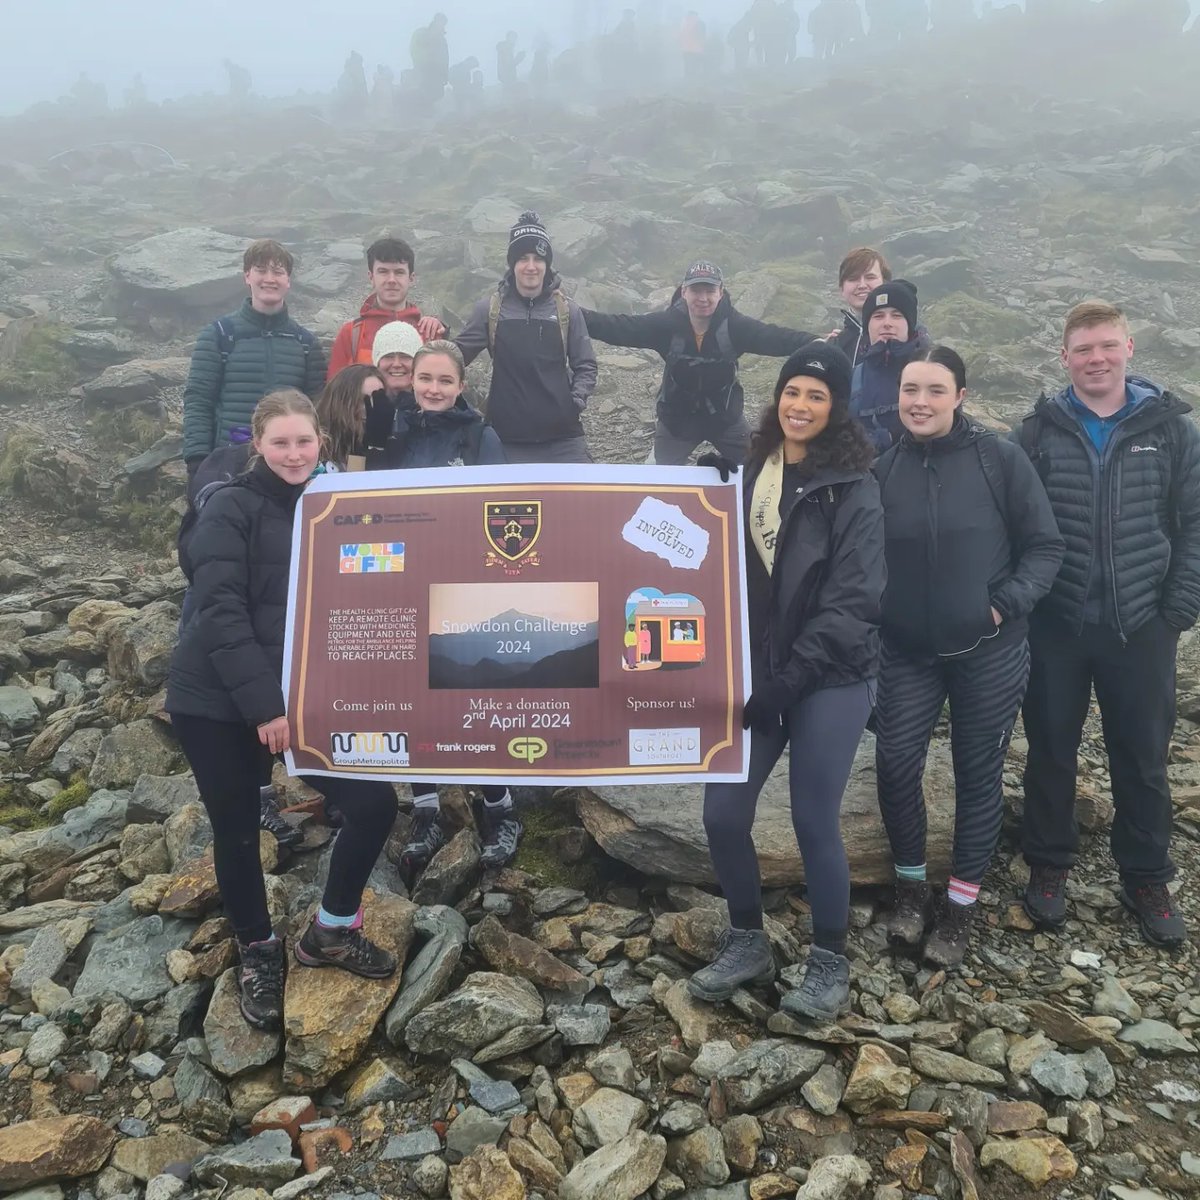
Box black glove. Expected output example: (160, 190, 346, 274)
(741, 680, 792, 734)
(696, 452, 739, 483)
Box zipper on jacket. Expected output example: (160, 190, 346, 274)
(1103, 431, 1127, 644)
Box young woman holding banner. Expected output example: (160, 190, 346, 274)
(167, 390, 399, 1033)
(689, 343, 885, 1021)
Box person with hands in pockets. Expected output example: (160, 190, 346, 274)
(689, 343, 884, 1022)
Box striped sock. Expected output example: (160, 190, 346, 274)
(896, 863, 927, 882)
(947, 877, 980, 907)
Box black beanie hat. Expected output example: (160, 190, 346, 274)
(775, 342, 853, 406)
(508, 210, 552, 268)
(861, 278, 918, 336)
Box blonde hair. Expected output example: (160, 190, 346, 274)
(1063, 301, 1128, 346)
(412, 338, 466, 384)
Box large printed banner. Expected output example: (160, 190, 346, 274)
(282, 465, 750, 786)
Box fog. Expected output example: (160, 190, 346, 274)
(0, 0, 779, 114)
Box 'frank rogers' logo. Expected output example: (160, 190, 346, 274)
(331, 731, 410, 767)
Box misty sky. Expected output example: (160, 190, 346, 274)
(2, 0, 1195, 116)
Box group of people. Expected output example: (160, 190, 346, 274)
(173, 222, 1197, 1033)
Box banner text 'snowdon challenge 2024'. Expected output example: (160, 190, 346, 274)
(282, 465, 751, 786)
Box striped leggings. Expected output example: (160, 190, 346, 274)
(874, 636, 1030, 885)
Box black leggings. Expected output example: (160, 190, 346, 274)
(172, 714, 398, 945)
(702, 682, 871, 952)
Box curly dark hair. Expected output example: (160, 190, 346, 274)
(747, 386, 875, 477)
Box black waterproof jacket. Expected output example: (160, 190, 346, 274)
(166, 459, 304, 727)
(742, 456, 885, 701)
(833, 310, 868, 366)
(875, 414, 1064, 657)
(1014, 381, 1200, 637)
(849, 330, 933, 455)
(375, 397, 506, 469)
(582, 292, 815, 437)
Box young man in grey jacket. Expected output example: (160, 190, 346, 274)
(455, 212, 597, 464)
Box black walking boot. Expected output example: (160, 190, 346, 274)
(480, 804, 523, 869)
(259, 786, 303, 849)
(295, 912, 397, 979)
(1120, 882, 1186, 948)
(1023, 865, 1070, 928)
(399, 806, 446, 880)
(237, 937, 285, 1031)
(780, 947, 851, 1022)
(687, 928, 775, 1002)
(923, 898, 974, 969)
(887, 880, 932, 947)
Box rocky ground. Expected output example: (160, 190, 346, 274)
(2, 23, 1200, 1200)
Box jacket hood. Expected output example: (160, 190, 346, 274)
(245, 456, 309, 505)
(394, 396, 481, 435)
(359, 295, 422, 323)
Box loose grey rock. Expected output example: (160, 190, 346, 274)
(445, 1107, 509, 1161)
(801, 1064, 846, 1117)
(192, 1129, 299, 1188)
(174, 1054, 232, 1134)
(573, 1087, 649, 1148)
(469, 1079, 522, 1114)
(587, 1044, 636, 1091)
(659, 1102, 707, 1136)
(9, 926, 70, 997)
(204, 968, 281, 1077)
(129, 1052, 166, 1079)
(404, 972, 543, 1059)
(74, 914, 193, 1004)
(795, 1154, 873, 1200)
(413, 1155, 449, 1197)
(384, 906, 468, 1045)
(381, 1129, 442, 1161)
(1030, 1051, 1089, 1100)
(24, 1022, 68, 1067)
(1079, 1045, 1116, 1097)
(1118, 1020, 1197, 1057)
(668, 1126, 729, 1188)
(691, 1041, 738, 1080)
(551, 1003, 611, 1046)
(560, 1130, 667, 1200)
(965, 1027, 1009, 1069)
(714, 1040, 825, 1111)
(1093, 975, 1142, 1021)
(144, 1178, 185, 1200)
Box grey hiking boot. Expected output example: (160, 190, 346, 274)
(260, 786, 303, 849)
(887, 880, 932, 947)
(780, 946, 851, 1022)
(479, 804, 522, 869)
(687, 927, 775, 1003)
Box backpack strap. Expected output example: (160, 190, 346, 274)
(873, 446, 897, 501)
(553, 290, 571, 360)
(348, 318, 368, 364)
(487, 293, 501, 356)
(713, 316, 733, 360)
(974, 431, 1012, 526)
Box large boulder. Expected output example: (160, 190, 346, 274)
(107, 227, 248, 320)
(576, 733, 954, 885)
(80, 357, 190, 407)
(0, 1115, 115, 1191)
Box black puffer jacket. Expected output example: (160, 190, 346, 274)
(166, 459, 305, 726)
(832, 310, 868, 367)
(876, 415, 1064, 656)
(375, 397, 506, 469)
(743, 457, 885, 700)
(1015, 382, 1200, 637)
(582, 292, 815, 437)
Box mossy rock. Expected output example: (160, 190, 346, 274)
(924, 292, 1040, 345)
(0, 427, 46, 489)
(0, 319, 75, 401)
(0, 781, 50, 831)
(44, 772, 90, 822)
(513, 793, 600, 892)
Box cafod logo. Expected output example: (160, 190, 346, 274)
(507, 735, 548, 764)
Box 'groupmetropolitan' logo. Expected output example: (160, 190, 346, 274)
(331, 731, 410, 766)
(485, 501, 542, 565)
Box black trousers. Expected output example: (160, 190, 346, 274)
(172, 714, 398, 944)
(875, 636, 1029, 885)
(1021, 612, 1178, 885)
(703, 682, 871, 950)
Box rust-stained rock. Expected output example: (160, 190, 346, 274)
(160, 832, 278, 918)
(0, 1115, 116, 1190)
(283, 892, 415, 1088)
(449, 1146, 526, 1200)
(473, 914, 590, 996)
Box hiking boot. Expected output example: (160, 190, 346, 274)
(260, 787, 303, 849)
(687, 928, 775, 1003)
(480, 804, 523, 869)
(1120, 882, 1187, 948)
(1023, 865, 1069, 928)
(923, 898, 974, 969)
(400, 806, 445, 875)
(237, 937, 285, 1031)
(887, 880, 932, 947)
(294, 912, 397, 979)
(780, 946, 851, 1022)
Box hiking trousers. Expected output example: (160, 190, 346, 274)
(650, 415, 751, 466)
(874, 635, 1029, 885)
(172, 714, 398, 945)
(702, 682, 871, 950)
(501, 436, 592, 464)
(1021, 611, 1177, 885)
